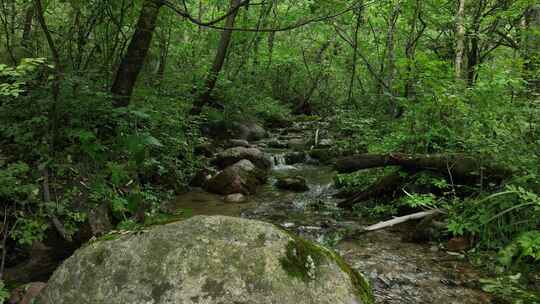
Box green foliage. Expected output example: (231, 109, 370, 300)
(353, 202, 398, 219)
(0, 162, 37, 202)
(499, 231, 540, 268)
(333, 111, 376, 153)
(334, 169, 390, 193)
(0, 281, 9, 303)
(480, 273, 540, 304)
(447, 185, 540, 249)
(0, 58, 49, 97)
(0, 1, 539, 300)
(0, 57, 204, 259)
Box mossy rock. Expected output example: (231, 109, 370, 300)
(37, 216, 373, 304)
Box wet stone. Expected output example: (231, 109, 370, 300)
(224, 193, 248, 204)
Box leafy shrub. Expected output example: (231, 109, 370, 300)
(447, 185, 540, 249)
(0, 281, 9, 303)
(480, 273, 540, 304)
(499, 231, 540, 268)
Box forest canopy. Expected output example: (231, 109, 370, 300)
(0, 0, 539, 302)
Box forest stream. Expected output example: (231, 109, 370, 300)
(169, 122, 492, 304)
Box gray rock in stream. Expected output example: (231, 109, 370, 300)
(207, 160, 267, 195)
(285, 151, 306, 164)
(224, 193, 248, 203)
(225, 139, 250, 148)
(37, 216, 374, 304)
(287, 138, 308, 151)
(275, 176, 309, 192)
(202, 121, 267, 141)
(212, 147, 272, 171)
(268, 139, 288, 149)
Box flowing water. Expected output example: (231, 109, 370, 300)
(172, 123, 493, 304)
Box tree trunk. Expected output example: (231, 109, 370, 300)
(156, 26, 171, 82)
(21, 6, 34, 49)
(267, 31, 275, 68)
(466, 1, 484, 86)
(384, 3, 401, 117)
(34, 0, 63, 148)
(335, 153, 512, 183)
(454, 0, 466, 81)
(347, 10, 362, 105)
(524, 5, 540, 94)
(0, 1, 16, 64)
(404, 0, 425, 99)
(293, 40, 332, 115)
(191, 0, 243, 115)
(111, 0, 163, 107)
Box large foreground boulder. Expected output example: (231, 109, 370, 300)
(37, 216, 373, 304)
(206, 159, 267, 195)
(212, 146, 272, 170)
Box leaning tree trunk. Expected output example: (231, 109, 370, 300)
(524, 4, 540, 94)
(335, 153, 512, 182)
(111, 0, 163, 107)
(190, 0, 243, 115)
(454, 0, 466, 81)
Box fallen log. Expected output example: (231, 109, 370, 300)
(335, 153, 511, 183)
(337, 170, 408, 209)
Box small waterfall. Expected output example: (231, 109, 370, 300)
(269, 153, 295, 171)
(272, 154, 286, 167)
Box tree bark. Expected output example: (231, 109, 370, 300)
(454, 0, 466, 81)
(335, 153, 512, 182)
(404, 0, 425, 99)
(191, 0, 243, 115)
(267, 31, 275, 68)
(466, 0, 484, 86)
(291, 40, 333, 115)
(21, 6, 34, 49)
(111, 0, 163, 107)
(347, 9, 362, 105)
(156, 25, 171, 82)
(524, 4, 540, 94)
(384, 2, 401, 117)
(34, 0, 64, 149)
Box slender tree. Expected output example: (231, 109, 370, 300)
(454, 0, 466, 81)
(21, 5, 34, 50)
(111, 0, 163, 107)
(403, 0, 425, 99)
(524, 4, 540, 94)
(190, 0, 244, 115)
(347, 8, 363, 105)
(384, 2, 401, 117)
